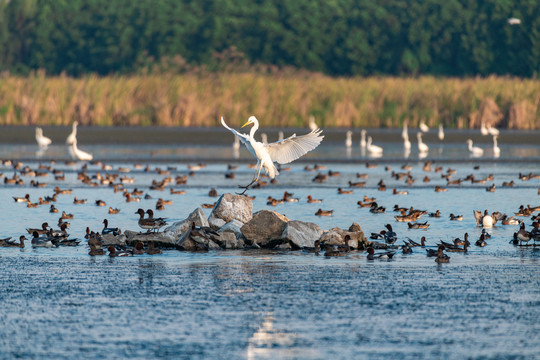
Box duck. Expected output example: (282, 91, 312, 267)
(109, 207, 120, 214)
(475, 233, 487, 247)
(54, 186, 72, 194)
(31, 231, 54, 248)
(369, 202, 386, 214)
(337, 187, 353, 195)
(108, 246, 133, 257)
(134, 209, 167, 233)
(61, 211, 74, 220)
(188, 223, 220, 249)
(366, 247, 395, 260)
(0, 235, 26, 248)
(13, 194, 30, 203)
(394, 212, 418, 222)
(348, 181, 366, 188)
(26, 222, 50, 235)
(102, 219, 120, 236)
(133, 242, 145, 255)
(146, 241, 163, 255)
(324, 235, 351, 257)
(392, 188, 409, 195)
(95, 199, 106, 206)
(429, 210, 441, 218)
(49, 204, 59, 213)
(307, 195, 322, 203)
(486, 184, 496, 192)
(449, 213, 463, 221)
(516, 222, 531, 245)
(73, 197, 87, 204)
(208, 188, 219, 197)
(474, 210, 502, 228)
(435, 245, 450, 263)
(408, 222, 429, 229)
(384, 224, 397, 244)
(357, 200, 373, 208)
(407, 236, 426, 247)
(315, 209, 333, 216)
(88, 244, 106, 256)
(402, 243, 413, 254)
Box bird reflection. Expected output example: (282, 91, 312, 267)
(247, 314, 298, 360)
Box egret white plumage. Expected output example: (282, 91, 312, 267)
(417, 132, 429, 154)
(366, 136, 383, 155)
(66, 121, 78, 144)
(493, 135, 500, 158)
(402, 122, 409, 140)
(467, 139, 484, 157)
(403, 134, 411, 151)
(35, 127, 52, 149)
(360, 129, 367, 149)
(480, 121, 489, 136)
(438, 123, 445, 141)
(419, 120, 429, 132)
(487, 124, 499, 136)
(69, 139, 93, 161)
(345, 130, 352, 148)
(221, 116, 323, 193)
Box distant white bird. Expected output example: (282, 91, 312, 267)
(367, 136, 383, 155)
(493, 135, 500, 158)
(507, 17, 521, 25)
(345, 130, 352, 148)
(480, 121, 489, 136)
(221, 116, 324, 192)
(308, 115, 317, 131)
(69, 139, 93, 161)
(402, 121, 409, 140)
(403, 134, 411, 151)
(360, 129, 367, 149)
(66, 121, 78, 145)
(233, 135, 240, 151)
(419, 120, 429, 132)
(487, 124, 499, 136)
(261, 133, 268, 145)
(35, 127, 52, 149)
(417, 132, 429, 154)
(438, 123, 445, 141)
(467, 139, 484, 157)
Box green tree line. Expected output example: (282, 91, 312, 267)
(0, 0, 538, 77)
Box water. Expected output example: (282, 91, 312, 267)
(1, 127, 540, 359)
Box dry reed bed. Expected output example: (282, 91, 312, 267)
(0, 73, 538, 128)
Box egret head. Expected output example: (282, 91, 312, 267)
(241, 116, 258, 128)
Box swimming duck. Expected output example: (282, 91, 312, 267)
(485, 184, 496, 192)
(26, 222, 50, 235)
(307, 195, 322, 203)
(108, 246, 132, 257)
(473, 210, 502, 228)
(13, 194, 30, 203)
(61, 211, 74, 220)
(109, 207, 120, 214)
(449, 213, 463, 221)
(429, 210, 441, 218)
(434, 186, 447, 192)
(357, 201, 373, 208)
(384, 224, 397, 244)
(366, 247, 395, 260)
(31, 231, 54, 248)
(95, 200, 106, 206)
(392, 188, 409, 195)
(315, 209, 333, 216)
(435, 245, 450, 263)
(475, 233, 487, 247)
(0, 235, 26, 248)
(146, 241, 163, 255)
(102, 219, 120, 236)
(133, 242, 145, 255)
(408, 222, 429, 229)
(369, 202, 386, 214)
(516, 222, 531, 245)
(348, 181, 365, 188)
(481, 229, 492, 239)
(73, 197, 87, 204)
(402, 243, 413, 254)
(407, 236, 426, 247)
(337, 187, 353, 195)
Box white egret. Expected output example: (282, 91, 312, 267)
(417, 132, 429, 154)
(487, 124, 499, 136)
(66, 121, 78, 144)
(438, 123, 445, 141)
(69, 139, 93, 161)
(345, 130, 352, 148)
(360, 129, 367, 149)
(403, 134, 411, 151)
(221, 116, 323, 193)
(308, 115, 317, 131)
(232, 135, 240, 151)
(493, 135, 500, 158)
(480, 121, 488, 136)
(35, 127, 52, 149)
(467, 139, 484, 157)
(507, 17, 521, 25)
(419, 120, 429, 132)
(366, 136, 383, 155)
(402, 121, 409, 140)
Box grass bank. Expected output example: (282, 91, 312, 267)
(0, 72, 538, 129)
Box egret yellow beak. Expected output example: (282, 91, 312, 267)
(241, 120, 252, 128)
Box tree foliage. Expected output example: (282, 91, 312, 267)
(1, 0, 538, 77)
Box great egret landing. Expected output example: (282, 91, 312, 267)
(467, 139, 484, 157)
(221, 116, 324, 194)
(66, 121, 78, 145)
(35, 127, 52, 149)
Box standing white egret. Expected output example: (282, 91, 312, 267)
(232, 135, 240, 151)
(366, 136, 383, 155)
(345, 130, 352, 148)
(221, 116, 324, 193)
(402, 121, 409, 140)
(419, 120, 429, 132)
(403, 134, 411, 151)
(487, 124, 499, 136)
(480, 121, 489, 136)
(493, 135, 500, 158)
(438, 123, 445, 141)
(360, 129, 367, 149)
(308, 116, 317, 131)
(35, 127, 52, 149)
(66, 121, 78, 144)
(69, 139, 93, 161)
(417, 133, 429, 154)
(467, 139, 484, 157)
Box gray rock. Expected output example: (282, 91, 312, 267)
(208, 214, 226, 230)
(219, 231, 245, 249)
(282, 220, 323, 249)
(175, 230, 198, 251)
(164, 208, 209, 237)
(275, 242, 292, 250)
(319, 225, 367, 250)
(211, 193, 253, 223)
(100, 233, 127, 246)
(241, 210, 289, 247)
(124, 230, 176, 247)
(217, 219, 244, 238)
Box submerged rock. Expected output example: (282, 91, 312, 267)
(281, 220, 323, 249)
(241, 210, 289, 247)
(211, 193, 253, 223)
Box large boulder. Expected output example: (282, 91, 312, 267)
(100, 233, 126, 246)
(319, 223, 368, 250)
(241, 210, 289, 247)
(124, 230, 176, 247)
(219, 231, 245, 249)
(281, 220, 323, 249)
(163, 208, 209, 237)
(208, 214, 226, 230)
(217, 219, 245, 239)
(175, 230, 198, 251)
(211, 193, 253, 223)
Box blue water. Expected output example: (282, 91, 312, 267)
(1, 128, 540, 359)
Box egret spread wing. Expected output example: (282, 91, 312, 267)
(220, 117, 256, 157)
(265, 128, 324, 164)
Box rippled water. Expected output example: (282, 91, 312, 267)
(1, 127, 540, 359)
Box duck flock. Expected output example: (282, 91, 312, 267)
(1, 122, 539, 262)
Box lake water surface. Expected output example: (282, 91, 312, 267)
(1, 127, 539, 359)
